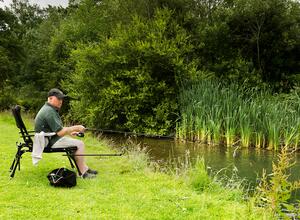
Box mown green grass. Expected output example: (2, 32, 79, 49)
(0, 112, 271, 219)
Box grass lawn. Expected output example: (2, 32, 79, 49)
(0, 112, 271, 219)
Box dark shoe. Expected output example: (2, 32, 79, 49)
(81, 171, 96, 179)
(87, 168, 98, 175)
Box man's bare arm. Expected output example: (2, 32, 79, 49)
(57, 125, 85, 137)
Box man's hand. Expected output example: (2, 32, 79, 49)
(57, 125, 85, 137)
(74, 125, 85, 132)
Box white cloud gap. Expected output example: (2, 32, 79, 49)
(0, 0, 69, 9)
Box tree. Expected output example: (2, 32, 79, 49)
(0, 7, 22, 86)
(227, 0, 300, 83)
(1, 1, 69, 109)
(64, 8, 194, 134)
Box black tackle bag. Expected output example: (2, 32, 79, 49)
(47, 168, 77, 187)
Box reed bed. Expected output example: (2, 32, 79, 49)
(177, 80, 300, 150)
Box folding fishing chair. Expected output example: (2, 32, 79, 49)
(9, 105, 81, 178)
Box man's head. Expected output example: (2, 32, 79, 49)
(47, 88, 67, 109)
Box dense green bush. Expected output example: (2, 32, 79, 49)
(64, 9, 195, 134)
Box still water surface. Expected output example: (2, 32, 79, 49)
(108, 134, 300, 187)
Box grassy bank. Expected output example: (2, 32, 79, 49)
(0, 112, 271, 219)
(177, 80, 300, 150)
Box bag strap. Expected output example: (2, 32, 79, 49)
(49, 168, 65, 184)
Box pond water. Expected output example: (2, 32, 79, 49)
(105, 134, 300, 200)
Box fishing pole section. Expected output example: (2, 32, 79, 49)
(62, 130, 127, 157)
(76, 127, 174, 139)
(62, 151, 125, 157)
(67, 127, 173, 157)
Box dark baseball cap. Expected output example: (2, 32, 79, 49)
(48, 88, 68, 99)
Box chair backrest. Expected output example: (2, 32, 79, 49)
(12, 105, 33, 146)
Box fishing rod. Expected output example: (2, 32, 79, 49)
(72, 128, 174, 157)
(77, 128, 175, 139)
(62, 153, 124, 157)
(62, 144, 126, 157)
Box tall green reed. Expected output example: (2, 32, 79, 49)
(177, 80, 300, 150)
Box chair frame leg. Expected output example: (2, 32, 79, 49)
(67, 155, 75, 168)
(10, 144, 82, 178)
(10, 143, 26, 178)
(66, 150, 82, 176)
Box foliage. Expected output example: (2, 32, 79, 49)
(0, 84, 17, 110)
(177, 79, 300, 149)
(64, 8, 195, 134)
(0, 1, 68, 110)
(186, 0, 300, 88)
(226, 0, 300, 84)
(0, 0, 299, 135)
(0, 7, 22, 84)
(254, 146, 300, 218)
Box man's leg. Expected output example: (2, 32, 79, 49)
(51, 137, 88, 174)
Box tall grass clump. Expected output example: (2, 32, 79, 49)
(125, 144, 150, 172)
(177, 80, 300, 150)
(185, 157, 212, 192)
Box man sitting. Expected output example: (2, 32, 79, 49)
(34, 88, 97, 179)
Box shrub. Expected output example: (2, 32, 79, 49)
(64, 8, 195, 135)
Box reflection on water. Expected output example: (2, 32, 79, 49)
(129, 137, 276, 185)
(106, 134, 300, 188)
